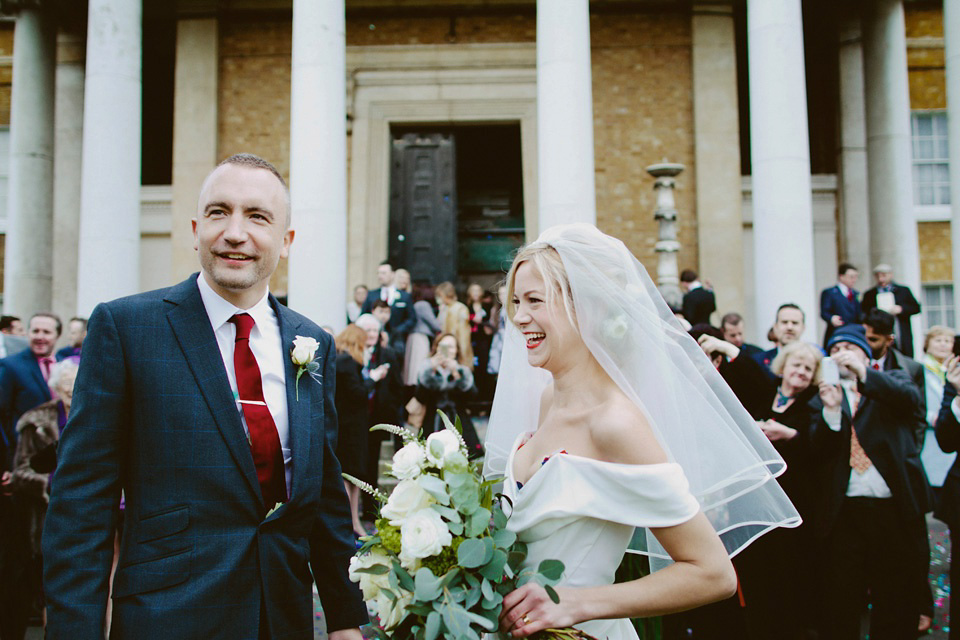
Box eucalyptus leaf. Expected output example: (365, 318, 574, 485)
(538, 559, 565, 582)
(463, 609, 498, 632)
(480, 591, 503, 610)
(425, 611, 442, 640)
(481, 578, 495, 601)
(393, 561, 416, 592)
(544, 584, 561, 604)
(431, 503, 462, 523)
(447, 521, 464, 536)
(466, 507, 491, 537)
(492, 528, 516, 549)
(478, 549, 507, 582)
(350, 564, 390, 575)
(457, 538, 487, 568)
(414, 567, 443, 602)
(418, 474, 451, 505)
(465, 585, 482, 609)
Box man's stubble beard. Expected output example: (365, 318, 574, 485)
(201, 252, 271, 293)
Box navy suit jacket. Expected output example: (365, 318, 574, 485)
(361, 288, 415, 345)
(0, 347, 53, 467)
(42, 275, 366, 639)
(820, 285, 862, 345)
(934, 382, 960, 527)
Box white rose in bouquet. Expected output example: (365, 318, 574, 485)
(348, 549, 391, 600)
(398, 508, 453, 570)
(391, 442, 426, 480)
(425, 430, 462, 468)
(381, 479, 434, 526)
(375, 587, 414, 630)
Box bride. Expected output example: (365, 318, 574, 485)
(483, 224, 799, 639)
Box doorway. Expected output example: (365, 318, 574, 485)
(388, 124, 525, 291)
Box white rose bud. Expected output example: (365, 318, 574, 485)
(391, 442, 426, 480)
(376, 588, 414, 630)
(348, 550, 391, 601)
(425, 430, 462, 468)
(380, 479, 434, 526)
(291, 335, 320, 366)
(398, 508, 453, 569)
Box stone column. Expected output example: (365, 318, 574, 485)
(862, 0, 922, 354)
(75, 0, 142, 316)
(171, 18, 219, 282)
(3, 3, 55, 318)
(946, 0, 960, 306)
(692, 2, 745, 319)
(287, 0, 347, 328)
(836, 15, 871, 273)
(747, 0, 817, 342)
(648, 163, 684, 309)
(536, 0, 596, 231)
(52, 28, 85, 322)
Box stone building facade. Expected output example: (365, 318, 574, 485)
(0, 0, 956, 352)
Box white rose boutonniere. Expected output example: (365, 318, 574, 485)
(291, 335, 320, 400)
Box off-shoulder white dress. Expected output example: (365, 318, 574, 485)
(504, 433, 700, 640)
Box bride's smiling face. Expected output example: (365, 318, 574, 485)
(512, 261, 583, 372)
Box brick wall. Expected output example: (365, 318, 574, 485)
(217, 9, 697, 285)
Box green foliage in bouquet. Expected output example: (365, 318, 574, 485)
(345, 412, 589, 640)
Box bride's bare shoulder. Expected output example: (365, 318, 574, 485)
(589, 392, 668, 466)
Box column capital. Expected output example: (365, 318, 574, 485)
(692, 2, 734, 18)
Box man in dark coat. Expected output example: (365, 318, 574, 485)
(361, 261, 415, 357)
(42, 154, 366, 639)
(680, 269, 716, 326)
(861, 264, 922, 358)
(810, 324, 931, 640)
(820, 262, 862, 347)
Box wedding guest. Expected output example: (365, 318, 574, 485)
(680, 269, 716, 326)
(720, 312, 763, 358)
(0, 316, 25, 337)
(334, 325, 372, 537)
(466, 283, 492, 372)
(394, 268, 412, 294)
(922, 326, 957, 490)
(861, 264, 921, 358)
(403, 284, 441, 388)
(355, 314, 403, 517)
(370, 300, 396, 351)
(346, 285, 368, 324)
(933, 355, 960, 640)
(487, 284, 508, 378)
(435, 281, 474, 371)
(361, 261, 415, 358)
(752, 303, 806, 376)
(415, 333, 483, 458)
(55, 317, 86, 361)
(10, 358, 79, 632)
(820, 262, 862, 346)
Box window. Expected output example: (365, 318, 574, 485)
(911, 112, 950, 207)
(923, 283, 955, 330)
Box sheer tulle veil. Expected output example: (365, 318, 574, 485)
(482, 223, 800, 569)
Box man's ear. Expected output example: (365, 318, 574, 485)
(192, 219, 198, 251)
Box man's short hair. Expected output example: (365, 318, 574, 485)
(69, 317, 88, 329)
(371, 299, 391, 312)
(0, 315, 20, 331)
(863, 308, 895, 336)
(379, 260, 392, 269)
(838, 262, 857, 276)
(30, 312, 62, 336)
(211, 153, 291, 226)
(680, 269, 698, 283)
(720, 312, 743, 328)
(776, 303, 805, 323)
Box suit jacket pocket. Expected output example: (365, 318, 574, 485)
(137, 505, 189, 542)
(112, 545, 193, 598)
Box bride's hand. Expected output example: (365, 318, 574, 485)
(499, 583, 577, 637)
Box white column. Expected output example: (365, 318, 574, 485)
(837, 16, 871, 272)
(747, 0, 817, 342)
(288, 0, 347, 328)
(692, 2, 745, 319)
(862, 0, 921, 354)
(536, 0, 596, 231)
(52, 29, 85, 322)
(946, 0, 960, 307)
(3, 4, 55, 317)
(76, 0, 142, 316)
(171, 18, 219, 283)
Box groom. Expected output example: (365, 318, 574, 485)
(42, 154, 367, 639)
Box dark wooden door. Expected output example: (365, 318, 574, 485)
(388, 132, 457, 284)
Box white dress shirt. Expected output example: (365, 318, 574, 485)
(822, 378, 892, 498)
(197, 274, 292, 498)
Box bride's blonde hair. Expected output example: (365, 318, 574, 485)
(505, 243, 578, 328)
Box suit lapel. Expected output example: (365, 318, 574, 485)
(165, 276, 263, 506)
(274, 297, 309, 502)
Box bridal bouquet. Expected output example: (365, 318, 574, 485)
(345, 413, 590, 640)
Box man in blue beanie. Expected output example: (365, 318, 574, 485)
(810, 323, 932, 640)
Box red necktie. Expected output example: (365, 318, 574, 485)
(847, 290, 854, 302)
(39, 357, 53, 382)
(229, 313, 287, 509)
